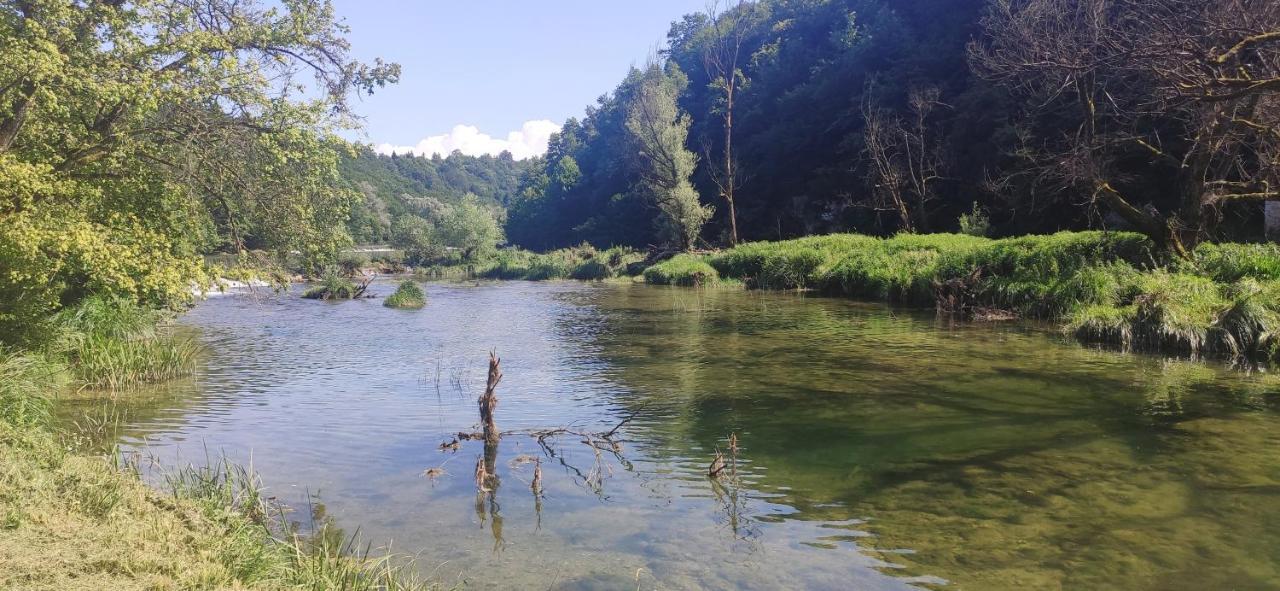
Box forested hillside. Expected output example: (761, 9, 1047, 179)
(340, 145, 532, 243)
(505, 0, 1280, 253)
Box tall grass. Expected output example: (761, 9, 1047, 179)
(51, 295, 201, 390)
(0, 351, 65, 428)
(644, 231, 1280, 363)
(476, 244, 645, 281)
(384, 281, 426, 309)
(161, 457, 431, 590)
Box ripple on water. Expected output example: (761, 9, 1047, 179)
(54, 279, 1280, 590)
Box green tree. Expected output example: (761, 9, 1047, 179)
(437, 194, 505, 261)
(626, 64, 712, 251)
(390, 214, 440, 265)
(0, 0, 397, 343)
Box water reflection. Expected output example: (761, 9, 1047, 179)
(56, 280, 1280, 590)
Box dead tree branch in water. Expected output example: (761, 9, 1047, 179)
(479, 351, 501, 444)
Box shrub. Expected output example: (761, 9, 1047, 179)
(383, 281, 426, 309)
(957, 202, 991, 237)
(302, 267, 361, 300)
(337, 252, 370, 276)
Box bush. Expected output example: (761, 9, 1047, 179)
(957, 202, 991, 237)
(337, 252, 370, 276)
(383, 281, 426, 309)
(302, 267, 362, 300)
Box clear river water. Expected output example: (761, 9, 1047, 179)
(58, 280, 1280, 590)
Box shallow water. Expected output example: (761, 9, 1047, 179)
(58, 280, 1280, 590)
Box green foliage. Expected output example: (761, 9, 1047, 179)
(436, 194, 505, 261)
(338, 253, 370, 277)
(643, 255, 721, 286)
(474, 244, 644, 281)
(302, 268, 362, 301)
(626, 64, 712, 250)
(383, 281, 426, 309)
(958, 202, 991, 237)
(52, 295, 200, 390)
(339, 144, 533, 244)
(0, 351, 64, 429)
(1183, 242, 1280, 282)
(0, 0, 397, 343)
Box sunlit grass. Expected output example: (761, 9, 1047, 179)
(644, 231, 1280, 362)
(384, 281, 426, 309)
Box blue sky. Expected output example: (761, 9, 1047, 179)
(333, 0, 708, 158)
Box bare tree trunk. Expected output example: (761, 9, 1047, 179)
(480, 351, 501, 444)
(1267, 201, 1280, 242)
(704, 0, 749, 246)
(724, 88, 739, 245)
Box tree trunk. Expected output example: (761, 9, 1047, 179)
(724, 89, 739, 245)
(1266, 201, 1280, 242)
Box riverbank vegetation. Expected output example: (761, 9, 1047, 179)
(0, 1, 440, 587)
(0, 324, 430, 590)
(641, 231, 1280, 363)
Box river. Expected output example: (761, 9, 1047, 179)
(59, 280, 1280, 590)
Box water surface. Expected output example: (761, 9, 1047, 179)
(60, 280, 1280, 590)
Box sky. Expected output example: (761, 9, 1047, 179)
(332, 1, 708, 160)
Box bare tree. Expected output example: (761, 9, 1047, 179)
(702, 0, 754, 245)
(970, 0, 1280, 255)
(861, 86, 947, 233)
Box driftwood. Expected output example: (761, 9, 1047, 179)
(933, 267, 1018, 321)
(479, 351, 501, 443)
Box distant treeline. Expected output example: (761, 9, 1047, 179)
(340, 145, 533, 244)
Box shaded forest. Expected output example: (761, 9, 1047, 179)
(500, 0, 1279, 252)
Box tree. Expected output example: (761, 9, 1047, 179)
(701, 0, 756, 245)
(861, 86, 947, 233)
(437, 194, 504, 261)
(626, 63, 713, 251)
(0, 0, 397, 342)
(970, 0, 1280, 255)
(390, 214, 440, 265)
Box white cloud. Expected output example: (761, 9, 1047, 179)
(375, 120, 559, 160)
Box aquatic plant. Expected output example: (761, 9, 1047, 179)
(383, 281, 426, 309)
(303, 267, 369, 300)
(52, 295, 200, 390)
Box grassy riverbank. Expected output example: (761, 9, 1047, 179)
(0, 298, 430, 590)
(642, 232, 1280, 363)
